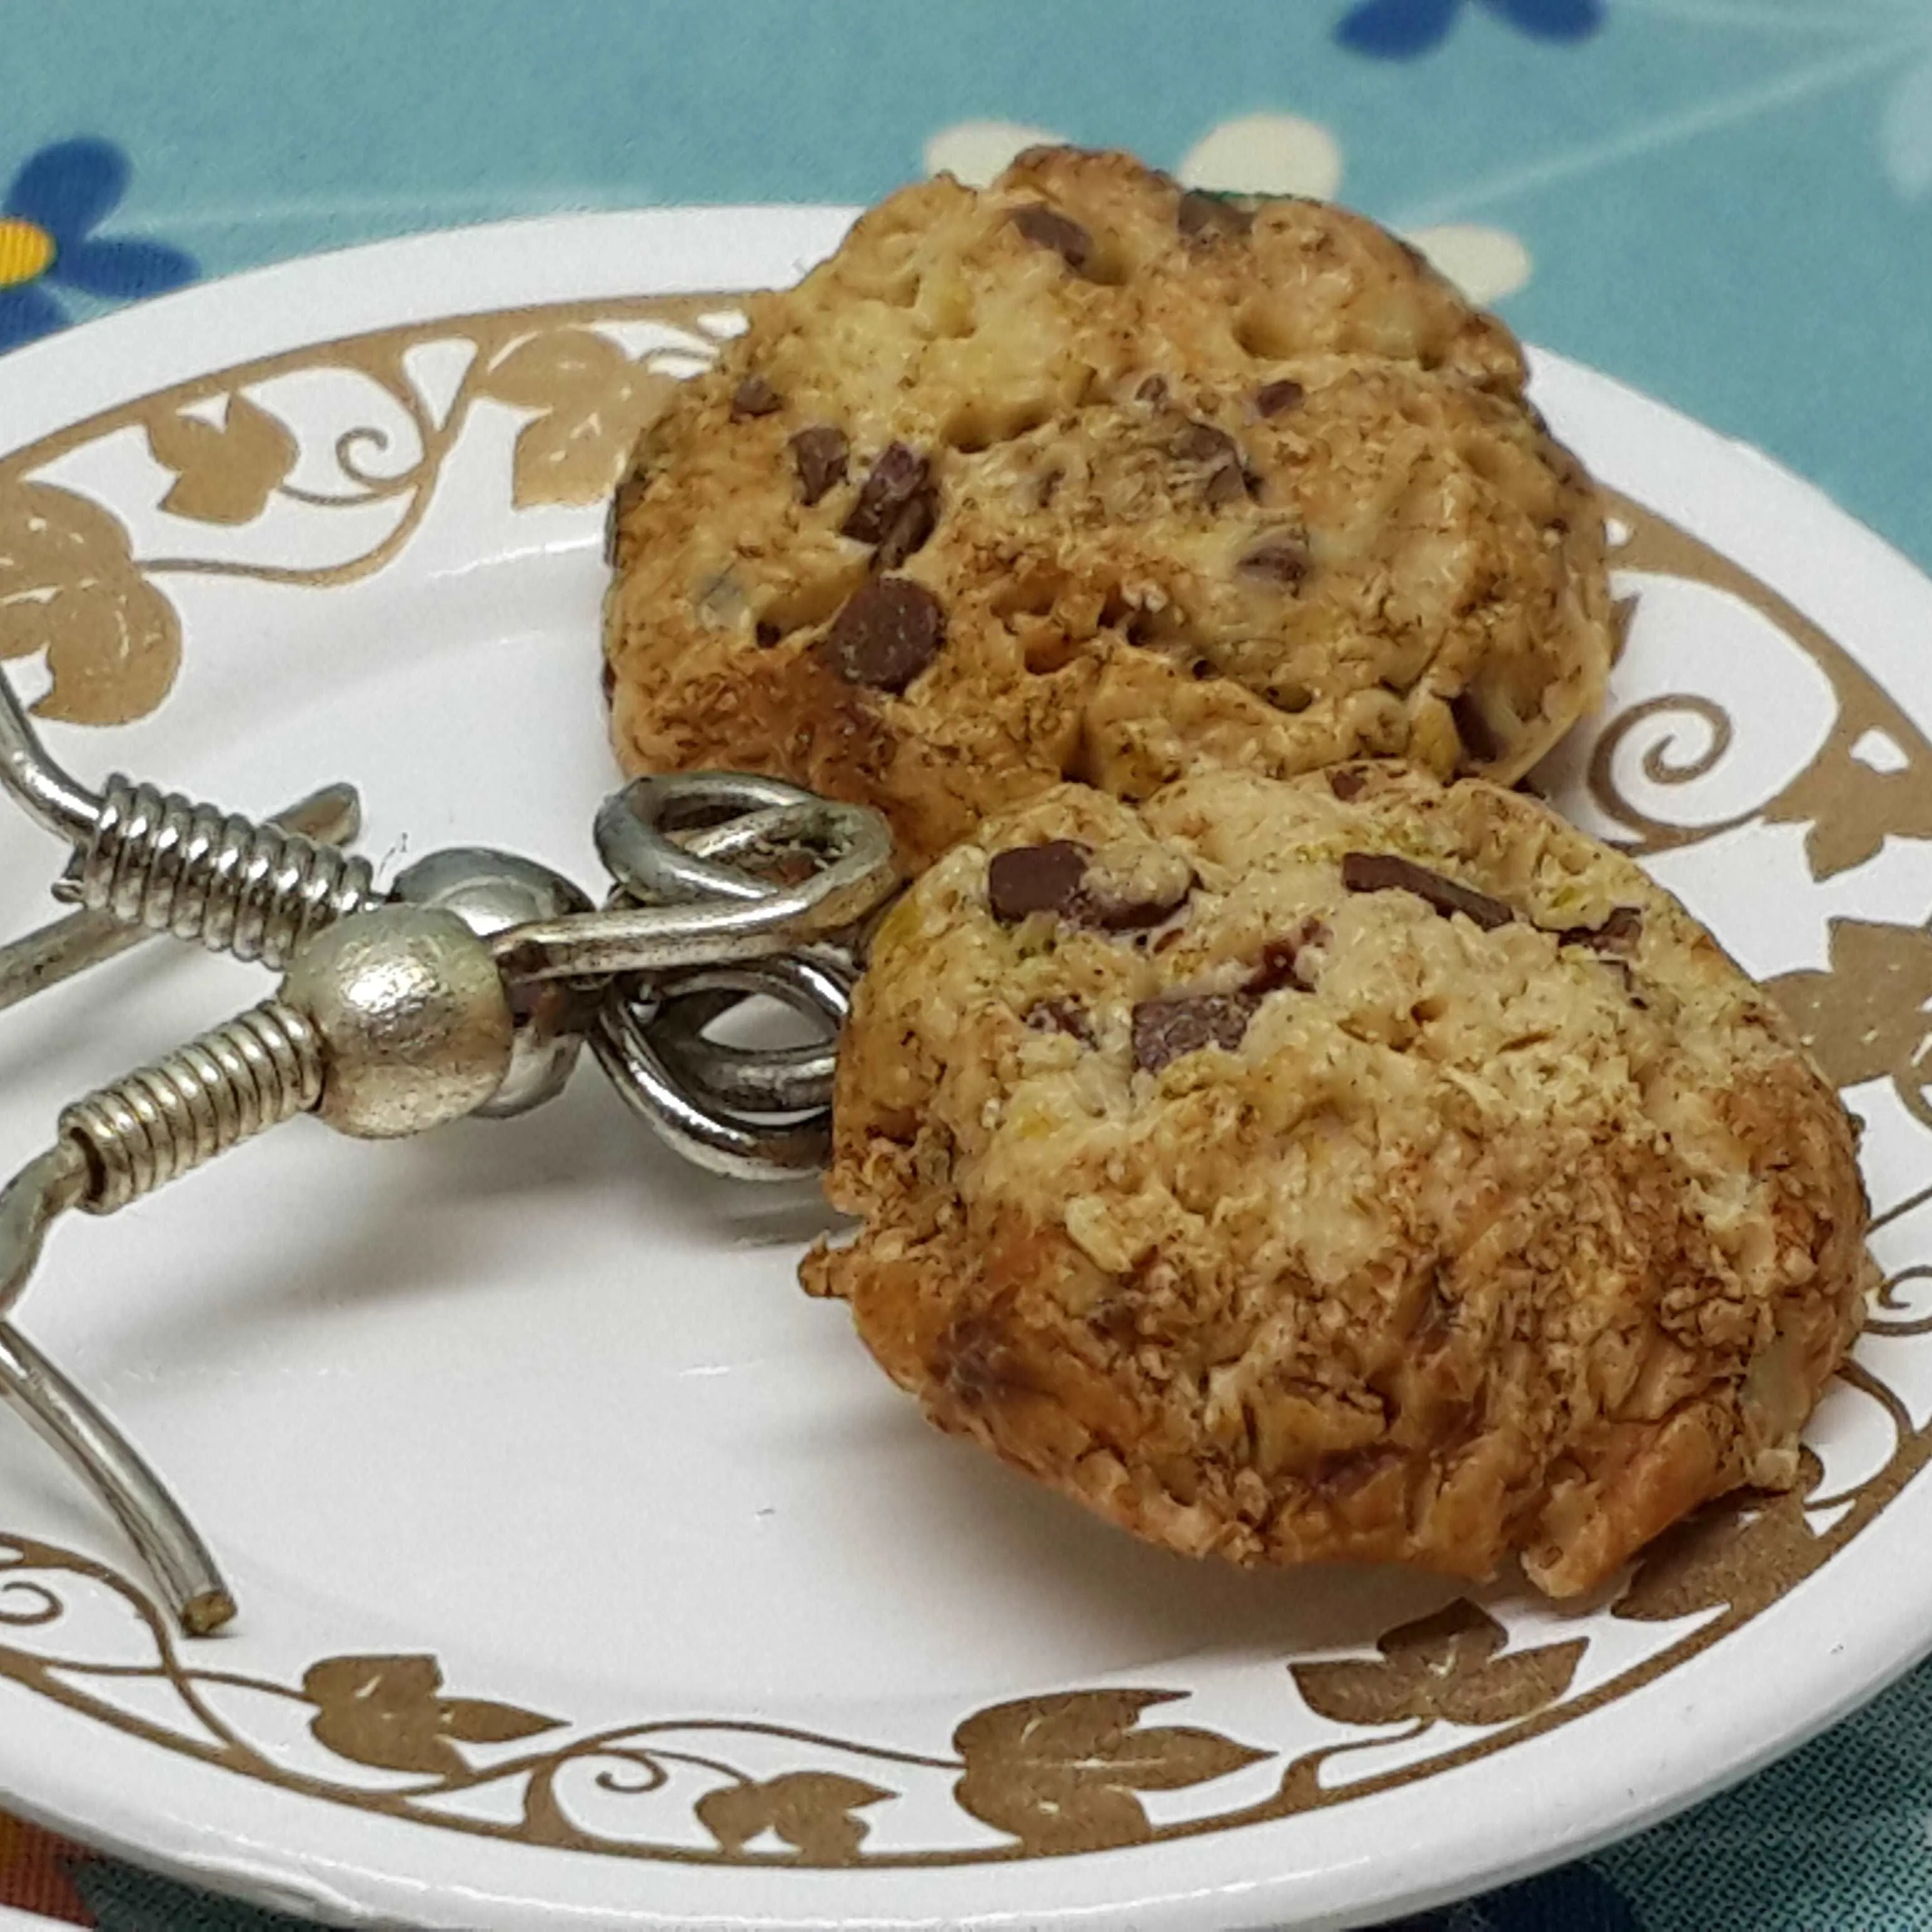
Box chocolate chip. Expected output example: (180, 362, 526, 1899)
(1599, 905, 1644, 954)
(1025, 996, 1095, 1046)
(1203, 463, 1251, 508)
(1172, 422, 1254, 507)
(1076, 873, 1193, 933)
(1328, 768, 1367, 802)
(1557, 906, 1643, 957)
(1255, 379, 1305, 417)
(1246, 919, 1328, 995)
(790, 425, 849, 505)
(842, 443, 931, 545)
(821, 577, 945, 693)
(1012, 205, 1093, 272)
(731, 374, 782, 419)
(1173, 421, 1239, 466)
(1132, 991, 1257, 1072)
(1239, 535, 1309, 588)
(874, 485, 939, 569)
(1177, 190, 1252, 242)
(1341, 852, 1515, 932)
(1449, 690, 1502, 764)
(987, 839, 1193, 933)
(754, 620, 780, 648)
(987, 841, 1091, 924)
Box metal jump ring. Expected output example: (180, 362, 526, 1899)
(593, 990, 841, 1182)
(573, 776, 874, 1172)
(650, 952, 852, 1116)
(491, 779, 892, 985)
(596, 772, 832, 907)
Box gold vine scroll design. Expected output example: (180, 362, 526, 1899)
(0, 316, 1927, 1861)
(0, 1325, 1925, 1874)
(1588, 485, 1932, 885)
(1583, 487, 1932, 1129)
(0, 295, 734, 725)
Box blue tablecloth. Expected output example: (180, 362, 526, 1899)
(4, 3, 1931, 1926)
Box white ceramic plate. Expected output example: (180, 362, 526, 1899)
(1, 210, 1931, 1932)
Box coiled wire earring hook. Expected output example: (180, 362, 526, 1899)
(0, 669, 897, 1632)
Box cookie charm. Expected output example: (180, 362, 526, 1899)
(607, 148, 1614, 869)
(806, 763, 1871, 1598)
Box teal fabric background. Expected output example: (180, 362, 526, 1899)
(5, 2, 1931, 1926)
(9, 1, 1932, 572)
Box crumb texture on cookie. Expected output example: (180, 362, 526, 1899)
(605, 148, 1614, 870)
(803, 764, 1871, 1596)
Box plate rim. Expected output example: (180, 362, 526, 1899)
(0, 205, 1928, 1931)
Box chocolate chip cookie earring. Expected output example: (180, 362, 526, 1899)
(0, 669, 894, 1634)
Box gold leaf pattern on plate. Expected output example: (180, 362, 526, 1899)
(301, 1653, 563, 1778)
(0, 301, 1928, 1871)
(145, 393, 299, 525)
(1292, 1600, 1585, 1729)
(1598, 487, 1932, 882)
(951, 1690, 1269, 1853)
(1613, 1456, 1825, 1625)
(0, 479, 181, 724)
(695, 1772, 892, 1863)
(1763, 696, 1932, 882)
(1766, 919, 1932, 1096)
(477, 326, 678, 509)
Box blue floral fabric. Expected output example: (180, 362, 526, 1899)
(1335, 0, 1605, 60)
(1, 1, 1930, 1925)
(5, 1, 1932, 577)
(0, 138, 194, 348)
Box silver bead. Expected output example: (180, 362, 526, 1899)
(391, 847, 593, 1118)
(281, 906, 514, 1139)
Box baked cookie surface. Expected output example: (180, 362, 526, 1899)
(803, 763, 1870, 1596)
(606, 148, 1615, 872)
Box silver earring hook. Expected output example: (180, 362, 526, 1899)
(0, 782, 364, 1015)
(0, 666, 382, 970)
(0, 1141, 233, 1634)
(0, 669, 100, 844)
(0, 673, 898, 1629)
